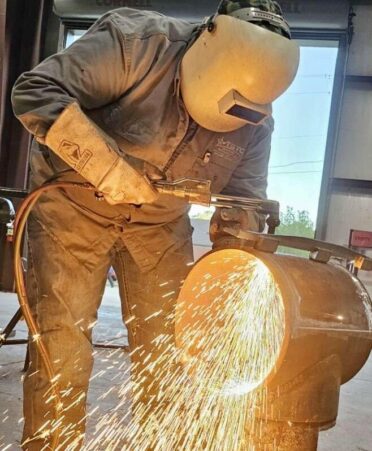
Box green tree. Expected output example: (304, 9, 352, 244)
(276, 207, 315, 256)
(189, 207, 215, 220)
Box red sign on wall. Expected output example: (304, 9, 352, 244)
(349, 230, 372, 249)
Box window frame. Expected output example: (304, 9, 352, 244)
(290, 29, 349, 240)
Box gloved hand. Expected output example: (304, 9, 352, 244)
(44, 102, 159, 205)
(209, 207, 264, 243)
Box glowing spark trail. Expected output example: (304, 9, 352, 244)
(83, 250, 285, 450)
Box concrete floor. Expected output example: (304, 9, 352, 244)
(1, 285, 372, 450)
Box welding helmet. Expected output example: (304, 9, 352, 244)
(180, 0, 300, 132)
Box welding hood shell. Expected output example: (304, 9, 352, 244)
(176, 246, 372, 426)
(180, 15, 300, 132)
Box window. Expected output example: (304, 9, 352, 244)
(269, 41, 339, 240)
(65, 29, 86, 48)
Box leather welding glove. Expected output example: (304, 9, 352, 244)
(209, 207, 264, 243)
(44, 102, 159, 205)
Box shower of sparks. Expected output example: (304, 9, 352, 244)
(83, 251, 285, 450)
(18, 252, 285, 450)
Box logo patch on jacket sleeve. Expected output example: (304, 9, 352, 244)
(58, 140, 93, 172)
(214, 137, 245, 161)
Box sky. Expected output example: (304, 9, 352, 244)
(268, 42, 339, 224)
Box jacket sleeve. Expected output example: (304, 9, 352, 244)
(222, 117, 274, 200)
(210, 118, 274, 234)
(11, 13, 129, 140)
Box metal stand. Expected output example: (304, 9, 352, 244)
(0, 307, 28, 346)
(0, 307, 30, 371)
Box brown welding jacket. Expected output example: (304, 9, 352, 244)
(11, 7, 273, 272)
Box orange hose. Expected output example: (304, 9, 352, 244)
(14, 182, 95, 450)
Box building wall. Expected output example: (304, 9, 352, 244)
(324, 3, 372, 284)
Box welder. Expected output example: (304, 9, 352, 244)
(11, 1, 299, 448)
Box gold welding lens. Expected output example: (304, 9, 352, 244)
(175, 249, 285, 396)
